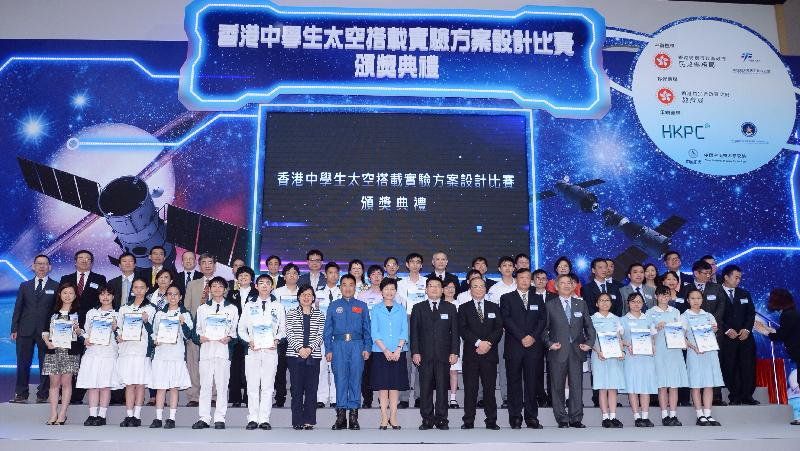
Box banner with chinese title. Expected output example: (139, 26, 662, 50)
(179, 0, 610, 118)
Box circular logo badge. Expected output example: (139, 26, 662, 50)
(654, 53, 672, 69)
(657, 88, 675, 105)
(335, 306, 344, 314)
(741, 122, 757, 137)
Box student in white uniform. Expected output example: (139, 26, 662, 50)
(397, 253, 427, 408)
(117, 278, 156, 427)
(316, 262, 341, 408)
(77, 285, 120, 426)
(191, 277, 240, 430)
(589, 293, 625, 428)
(620, 293, 658, 427)
(148, 285, 193, 429)
(486, 256, 517, 408)
(238, 274, 286, 430)
(271, 263, 300, 408)
(649, 285, 689, 426)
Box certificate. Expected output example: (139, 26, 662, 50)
(204, 313, 228, 341)
(121, 313, 144, 341)
(51, 319, 74, 349)
(630, 328, 653, 355)
(252, 320, 275, 350)
(279, 295, 297, 312)
(598, 332, 623, 358)
(89, 316, 113, 346)
(692, 324, 720, 352)
(664, 322, 686, 349)
(157, 316, 180, 345)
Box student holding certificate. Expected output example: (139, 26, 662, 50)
(681, 289, 724, 426)
(620, 292, 658, 427)
(116, 278, 156, 427)
(77, 285, 120, 426)
(649, 286, 689, 426)
(148, 286, 193, 429)
(237, 274, 286, 430)
(589, 293, 625, 428)
(192, 277, 239, 430)
(41, 282, 84, 425)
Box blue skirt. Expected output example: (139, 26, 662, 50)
(370, 351, 410, 391)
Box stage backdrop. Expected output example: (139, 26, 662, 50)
(0, 2, 798, 371)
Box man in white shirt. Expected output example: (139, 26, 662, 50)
(485, 256, 517, 408)
(298, 249, 326, 291)
(397, 253, 427, 408)
(184, 253, 220, 407)
(176, 251, 202, 295)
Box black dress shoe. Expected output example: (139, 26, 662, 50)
(186, 401, 199, 407)
(526, 419, 543, 429)
(635, 418, 644, 427)
(602, 419, 612, 428)
(10, 395, 28, 404)
(304, 425, 314, 430)
(790, 420, 800, 425)
(414, 398, 421, 408)
(398, 401, 408, 409)
(707, 417, 721, 426)
(120, 417, 132, 427)
(461, 422, 474, 429)
(610, 418, 623, 428)
(348, 409, 361, 430)
(558, 422, 570, 428)
(259, 422, 272, 430)
(164, 419, 175, 429)
(149, 419, 163, 428)
(485, 422, 500, 430)
(476, 400, 485, 408)
(317, 402, 325, 408)
(435, 421, 449, 430)
(569, 421, 586, 428)
(131, 417, 142, 427)
(742, 398, 760, 405)
(246, 421, 258, 430)
(510, 418, 522, 429)
(696, 416, 709, 426)
(643, 418, 654, 427)
(332, 409, 347, 430)
(449, 400, 459, 408)
(293, 424, 303, 430)
(419, 422, 433, 430)
(84, 416, 97, 426)
(500, 400, 508, 409)
(362, 401, 372, 409)
(214, 421, 226, 429)
(330, 403, 336, 408)
(671, 417, 682, 426)
(192, 420, 210, 429)
(94, 417, 107, 426)
(662, 417, 673, 426)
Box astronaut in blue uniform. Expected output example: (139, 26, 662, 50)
(324, 274, 372, 430)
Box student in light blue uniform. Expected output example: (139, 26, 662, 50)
(681, 288, 724, 427)
(590, 293, 625, 428)
(620, 292, 658, 427)
(649, 285, 689, 426)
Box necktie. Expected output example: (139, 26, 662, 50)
(262, 300, 267, 312)
(202, 280, 210, 302)
(563, 299, 571, 323)
(122, 278, 130, 302)
(215, 304, 220, 313)
(601, 283, 607, 294)
(329, 291, 333, 301)
(186, 273, 191, 287)
(151, 269, 157, 286)
(635, 286, 641, 295)
(697, 283, 705, 293)
(728, 289, 734, 302)
(476, 301, 484, 322)
(35, 279, 43, 294)
(432, 301, 438, 313)
(77, 273, 85, 297)
(522, 292, 528, 309)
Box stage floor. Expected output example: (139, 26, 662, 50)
(1, 403, 798, 450)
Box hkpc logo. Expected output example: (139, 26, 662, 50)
(657, 88, 675, 105)
(654, 53, 672, 69)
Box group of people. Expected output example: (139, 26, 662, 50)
(9, 247, 799, 430)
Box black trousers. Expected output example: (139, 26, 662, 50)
(361, 354, 373, 405)
(15, 336, 48, 399)
(229, 342, 247, 404)
(719, 335, 756, 402)
(462, 357, 498, 424)
(536, 352, 550, 401)
(288, 357, 320, 426)
(419, 359, 450, 425)
(274, 339, 288, 403)
(506, 346, 543, 421)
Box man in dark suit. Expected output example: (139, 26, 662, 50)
(717, 264, 758, 405)
(500, 268, 548, 429)
(458, 257, 496, 294)
(60, 249, 107, 404)
(583, 258, 623, 316)
(106, 252, 137, 310)
(136, 246, 173, 288)
(411, 277, 459, 430)
(297, 249, 327, 291)
(425, 251, 459, 288)
(175, 250, 202, 295)
(459, 277, 503, 430)
(544, 274, 596, 428)
(265, 255, 286, 289)
(10, 254, 58, 403)
(664, 250, 694, 288)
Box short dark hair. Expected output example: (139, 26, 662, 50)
(282, 263, 300, 276)
(297, 284, 315, 301)
(684, 288, 704, 303)
(663, 250, 681, 261)
(426, 277, 443, 288)
(497, 256, 514, 267)
(118, 252, 136, 265)
(691, 260, 712, 272)
(465, 269, 482, 280)
(266, 255, 281, 265)
(767, 288, 795, 312)
(149, 246, 166, 255)
(324, 261, 340, 272)
(700, 254, 715, 261)
(367, 264, 384, 278)
(405, 252, 424, 263)
(255, 274, 273, 285)
(208, 276, 228, 288)
(75, 250, 94, 262)
(230, 257, 246, 267)
(471, 256, 488, 267)
(590, 257, 606, 270)
(643, 263, 657, 276)
(515, 267, 532, 277)
(306, 249, 323, 260)
(383, 256, 398, 267)
(98, 283, 116, 297)
(53, 282, 80, 314)
(155, 268, 174, 283)
(655, 285, 671, 297)
(514, 253, 530, 264)
(532, 269, 548, 279)
(627, 291, 644, 304)
(348, 259, 367, 284)
(340, 273, 357, 285)
(553, 256, 572, 272)
(379, 277, 397, 290)
(720, 264, 742, 279)
(33, 254, 50, 264)
(627, 263, 644, 275)
(198, 253, 216, 264)
(236, 266, 255, 280)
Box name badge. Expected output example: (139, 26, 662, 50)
(45, 289, 54, 295)
(740, 299, 749, 304)
(610, 295, 617, 299)
(645, 294, 653, 299)
(707, 295, 717, 301)
(487, 313, 496, 319)
(573, 311, 582, 318)
(249, 306, 260, 316)
(89, 282, 99, 289)
(440, 313, 449, 320)
(529, 305, 539, 311)
(675, 298, 685, 303)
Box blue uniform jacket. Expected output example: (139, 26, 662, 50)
(323, 297, 372, 353)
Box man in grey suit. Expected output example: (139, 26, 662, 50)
(10, 254, 59, 403)
(544, 274, 596, 428)
(619, 263, 656, 313)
